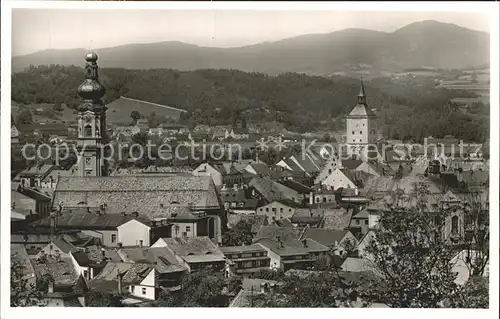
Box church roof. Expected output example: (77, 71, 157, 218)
(348, 104, 376, 117)
(348, 80, 376, 118)
(52, 175, 222, 215)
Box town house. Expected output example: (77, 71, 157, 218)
(221, 244, 271, 277)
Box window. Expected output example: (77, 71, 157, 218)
(356, 220, 360, 225)
(451, 216, 459, 234)
(84, 125, 92, 137)
(364, 220, 369, 225)
(360, 131, 362, 135)
(289, 208, 292, 212)
(266, 208, 269, 212)
(111, 234, 117, 243)
(83, 270, 88, 279)
(280, 208, 283, 213)
(142, 288, 147, 295)
(186, 226, 191, 232)
(328, 169, 332, 174)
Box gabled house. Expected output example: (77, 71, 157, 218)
(249, 176, 301, 204)
(18, 164, 55, 188)
(256, 200, 301, 223)
(356, 161, 394, 177)
(348, 208, 370, 238)
(254, 231, 330, 271)
(314, 156, 342, 184)
(221, 245, 271, 277)
(321, 168, 359, 191)
(152, 236, 226, 273)
(117, 247, 188, 291)
(31, 210, 152, 247)
(301, 228, 357, 256)
(226, 128, 250, 140)
(89, 261, 157, 300)
(37, 237, 78, 259)
(290, 208, 325, 228)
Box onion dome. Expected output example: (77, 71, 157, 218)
(77, 79, 106, 101)
(77, 52, 106, 101)
(85, 51, 98, 63)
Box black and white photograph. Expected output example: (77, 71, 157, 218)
(1, 1, 498, 315)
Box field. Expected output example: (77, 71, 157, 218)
(12, 96, 187, 126)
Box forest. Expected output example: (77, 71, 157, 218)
(11, 65, 489, 143)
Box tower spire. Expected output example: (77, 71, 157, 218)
(357, 77, 366, 105)
(76, 52, 108, 177)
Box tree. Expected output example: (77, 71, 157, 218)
(131, 132, 149, 146)
(362, 183, 489, 308)
(130, 110, 141, 123)
(53, 100, 64, 112)
(17, 109, 33, 125)
(85, 291, 124, 307)
(152, 271, 229, 307)
(11, 253, 44, 307)
(322, 133, 331, 143)
(222, 219, 254, 246)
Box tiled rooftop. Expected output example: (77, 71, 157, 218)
(53, 176, 221, 214)
(160, 236, 223, 257)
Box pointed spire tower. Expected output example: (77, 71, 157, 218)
(346, 78, 377, 147)
(76, 52, 108, 177)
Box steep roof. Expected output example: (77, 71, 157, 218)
(256, 237, 329, 257)
(19, 164, 55, 177)
(220, 244, 267, 255)
(53, 237, 78, 254)
(341, 158, 363, 170)
(32, 212, 151, 230)
(249, 176, 298, 203)
(159, 236, 223, 257)
(118, 247, 186, 273)
(89, 262, 154, 293)
(290, 208, 325, 225)
(30, 256, 78, 287)
(279, 179, 312, 194)
(53, 175, 221, 214)
(253, 226, 298, 243)
(227, 214, 268, 233)
(302, 228, 351, 248)
(322, 209, 353, 230)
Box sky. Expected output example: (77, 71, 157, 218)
(12, 9, 490, 56)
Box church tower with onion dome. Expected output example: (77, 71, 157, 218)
(76, 52, 108, 177)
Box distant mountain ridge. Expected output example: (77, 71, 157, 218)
(12, 20, 489, 75)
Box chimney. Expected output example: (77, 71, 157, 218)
(302, 239, 308, 248)
(101, 248, 106, 261)
(48, 280, 54, 293)
(118, 242, 123, 249)
(100, 204, 105, 214)
(309, 192, 313, 206)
